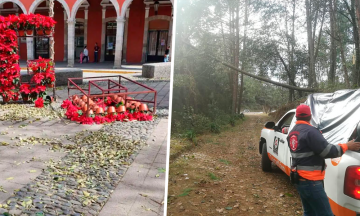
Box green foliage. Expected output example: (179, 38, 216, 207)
(219, 159, 231, 165)
(208, 172, 219, 180)
(184, 129, 196, 143)
(210, 122, 221, 133)
(178, 188, 193, 197)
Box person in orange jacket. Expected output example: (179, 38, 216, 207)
(287, 104, 360, 216)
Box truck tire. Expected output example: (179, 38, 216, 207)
(261, 143, 272, 172)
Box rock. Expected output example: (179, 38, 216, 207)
(9, 209, 22, 216)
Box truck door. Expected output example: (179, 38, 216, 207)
(272, 112, 295, 170)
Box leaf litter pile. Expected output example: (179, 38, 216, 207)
(0, 130, 144, 216)
(168, 114, 303, 216)
(0, 104, 62, 121)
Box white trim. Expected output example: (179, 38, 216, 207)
(29, 0, 70, 18)
(71, 0, 119, 20)
(0, 0, 27, 14)
(104, 16, 116, 23)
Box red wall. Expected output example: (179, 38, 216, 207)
(126, 0, 145, 63)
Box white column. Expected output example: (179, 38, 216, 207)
(167, 7, 173, 60)
(63, 10, 67, 61)
(84, 9, 88, 45)
(26, 36, 34, 60)
(67, 19, 76, 67)
(113, 18, 125, 69)
(122, 7, 130, 63)
(141, 5, 150, 63)
(100, 8, 106, 62)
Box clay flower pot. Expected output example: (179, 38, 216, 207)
(130, 105, 136, 110)
(96, 107, 104, 115)
(82, 105, 88, 112)
(135, 102, 141, 108)
(88, 110, 94, 116)
(81, 95, 88, 101)
(45, 29, 51, 35)
(112, 95, 118, 101)
(79, 101, 85, 108)
(116, 105, 126, 113)
(47, 83, 54, 88)
(26, 29, 33, 36)
(73, 98, 80, 105)
(93, 105, 99, 110)
(139, 104, 148, 112)
(18, 30, 25, 36)
(37, 29, 44, 35)
(2, 96, 10, 103)
(72, 95, 79, 101)
(107, 106, 116, 114)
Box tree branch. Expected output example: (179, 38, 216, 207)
(183, 40, 317, 92)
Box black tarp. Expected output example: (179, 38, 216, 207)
(305, 89, 360, 145)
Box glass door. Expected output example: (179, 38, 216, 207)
(75, 22, 84, 59)
(105, 21, 117, 61)
(147, 30, 168, 62)
(34, 36, 49, 59)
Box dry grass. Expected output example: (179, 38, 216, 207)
(167, 114, 303, 216)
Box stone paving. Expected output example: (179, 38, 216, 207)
(0, 73, 170, 215)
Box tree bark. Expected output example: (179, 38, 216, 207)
(231, 1, 239, 114)
(329, 0, 337, 85)
(306, 0, 318, 88)
(237, 0, 246, 114)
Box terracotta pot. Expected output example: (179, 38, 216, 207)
(82, 105, 88, 112)
(112, 95, 118, 101)
(130, 105, 136, 110)
(81, 95, 87, 101)
(72, 95, 78, 101)
(73, 98, 80, 105)
(139, 104, 148, 112)
(37, 30, 44, 35)
(79, 101, 85, 108)
(96, 107, 104, 115)
(47, 83, 54, 88)
(45, 29, 51, 35)
(126, 102, 131, 108)
(2, 96, 10, 103)
(26, 29, 33, 36)
(135, 102, 141, 108)
(88, 110, 94, 116)
(116, 105, 126, 113)
(93, 105, 99, 110)
(107, 106, 116, 114)
(18, 30, 25, 36)
(21, 94, 29, 102)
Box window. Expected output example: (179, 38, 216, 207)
(278, 112, 295, 129)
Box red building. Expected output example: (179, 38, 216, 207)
(0, 0, 174, 68)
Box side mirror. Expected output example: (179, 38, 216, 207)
(356, 123, 360, 142)
(264, 121, 275, 129)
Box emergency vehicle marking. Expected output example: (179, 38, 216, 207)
(289, 135, 298, 151)
(331, 157, 342, 166)
(273, 137, 279, 155)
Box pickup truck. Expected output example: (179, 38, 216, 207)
(259, 90, 360, 216)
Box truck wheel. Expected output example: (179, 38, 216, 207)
(261, 143, 272, 172)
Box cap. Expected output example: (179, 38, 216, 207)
(296, 104, 311, 118)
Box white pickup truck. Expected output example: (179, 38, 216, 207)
(259, 106, 360, 216)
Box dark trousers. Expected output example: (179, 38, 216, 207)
(82, 56, 88, 63)
(296, 180, 333, 216)
(94, 52, 98, 62)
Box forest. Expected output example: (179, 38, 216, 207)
(171, 0, 360, 135)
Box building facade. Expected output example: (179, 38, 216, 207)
(0, 0, 174, 68)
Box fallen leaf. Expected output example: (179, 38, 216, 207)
(6, 177, 14, 180)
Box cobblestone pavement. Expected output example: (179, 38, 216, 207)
(0, 79, 170, 216)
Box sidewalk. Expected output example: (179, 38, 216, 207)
(99, 119, 168, 216)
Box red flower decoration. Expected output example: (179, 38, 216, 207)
(35, 97, 44, 108)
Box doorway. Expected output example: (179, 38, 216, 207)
(147, 30, 168, 62)
(75, 22, 85, 59)
(105, 21, 116, 61)
(34, 36, 49, 59)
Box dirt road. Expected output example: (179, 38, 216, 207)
(167, 114, 303, 215)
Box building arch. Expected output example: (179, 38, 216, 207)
(0, 0, 27, 14)
(71, 0, 119, 20)
(29, 0, 70, 18)
(120, 0, 174, 19)
(104, 16, 116, 23)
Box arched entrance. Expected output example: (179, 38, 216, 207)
(147, 16, 170, 62)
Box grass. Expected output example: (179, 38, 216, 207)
(178, 188, 192, 197)
(219, 159, 231, 165)
(208, 172, 219, 180)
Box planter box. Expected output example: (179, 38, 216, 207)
(21, 68, 83, 86)
(142, 62, 171, 79)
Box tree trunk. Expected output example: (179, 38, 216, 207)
(237, 0, 246, 114)
(306, 0, 317, 88)
(232, 2, 239, 114)
(329, 0, 337, 85)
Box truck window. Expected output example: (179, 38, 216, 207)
(278, 112, 295, 130)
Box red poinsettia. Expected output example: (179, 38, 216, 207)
(19, 84, 31, 95)
(35, 97, 44, 108)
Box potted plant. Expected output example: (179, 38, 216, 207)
(19, 84, 31, 102)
